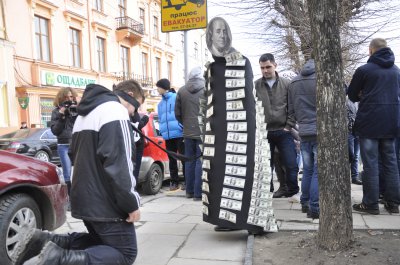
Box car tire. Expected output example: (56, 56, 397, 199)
(34, 150, 50, 162)
(142, 164, 163, 195)
(0, 193, 42, 265)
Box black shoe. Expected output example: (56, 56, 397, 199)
(352, 203, 380, 215)
(180, 183, 186, 190)
(351, 178, 362, 185)
(307, 211, 319, 219)
(384, 202, 399, 214)
(23, 241, 87, 265)
(186, 193, 194, 198)
(214, 226, 242, 232)
(12, 229, 71, 265)
(272, 189, 288, 198)
(301, 205, 309, 213)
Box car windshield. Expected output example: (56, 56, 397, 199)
(0, 129, 40, 139)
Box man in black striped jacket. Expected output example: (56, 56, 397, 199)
(15, 80, 144, 265)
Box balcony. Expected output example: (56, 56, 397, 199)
(113, 72, 153, 88)
(115, 16, 144, 46)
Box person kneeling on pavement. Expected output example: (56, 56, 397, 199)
(12, 80, 143, 265)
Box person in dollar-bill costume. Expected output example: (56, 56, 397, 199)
(200, 17, 278, 234)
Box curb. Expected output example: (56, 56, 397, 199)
(244, 234, 254, 265)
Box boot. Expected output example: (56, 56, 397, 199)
(23, 241, 87, 265)
(13, 229, 71, 265)
(272, 154, 288, 198)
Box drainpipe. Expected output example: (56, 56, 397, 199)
(0, 0, 8, 40)
(86, 0, 93, 71)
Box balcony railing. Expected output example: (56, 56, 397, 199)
(116, 16, 144, 35)
(113, 72, 153, 88)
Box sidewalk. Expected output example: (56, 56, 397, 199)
(55, 183, 400, 265)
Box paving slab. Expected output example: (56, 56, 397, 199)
(141, 202, 182, 213)
(167, 257, 242, 265)
(363, 214, 400, 229)
(170, 203, 203, 216)
(271, 199, 295, 210)
(177, 227, 247, 262)
(178, 215, 203, 224)
(352, 213, 367, 229)
(274, 209, 311, 222)
(137, 222, 196, 236)
(141, 212, 186, 223)
(135, 234, 186, 265)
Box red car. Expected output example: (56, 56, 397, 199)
(0, 150, 68, 265)
(138, 113, 171, 195)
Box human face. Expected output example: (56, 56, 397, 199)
(65, 92, 74, 101)
(157, 87, 166, 95)
(211, 20, 227, 50)
(259, 60, 277, 80)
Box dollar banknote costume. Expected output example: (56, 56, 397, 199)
(200, 17, 277, 233)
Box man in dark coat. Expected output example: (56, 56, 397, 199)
(348, 38, 400, 214)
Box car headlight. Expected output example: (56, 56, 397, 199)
(56, 166, 65, 184)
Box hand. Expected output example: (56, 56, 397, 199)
(283, 128, 289, 132)
(126, 209, 141, 223)
(59, 107, 66, 115)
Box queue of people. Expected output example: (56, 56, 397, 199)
(12, 16, 400, 265)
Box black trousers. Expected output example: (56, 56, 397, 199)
(165, 137, 185, 184)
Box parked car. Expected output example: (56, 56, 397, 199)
(0, 128, 60, 164)
(0, 150, 68, 265)
(138, 113, 171, 195)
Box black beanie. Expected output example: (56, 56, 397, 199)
(156, 78, 170, 90)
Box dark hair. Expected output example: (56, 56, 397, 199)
(206, 17, 232, 51)
(114, 79, 145, 103)
(259, 53, 275, 63)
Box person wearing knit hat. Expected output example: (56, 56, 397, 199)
(156, 78, 185, 191)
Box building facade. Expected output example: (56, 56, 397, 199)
(0, 0, 208, 135)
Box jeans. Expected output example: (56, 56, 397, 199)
(58, 144, 72, 182)
(360, 138, 400, 209)
(133, 141, 144, 183)
(268, 130, 299, 195)
(66, 220, 137, 265)
(184, 138, 202, 198)
(348, 132, 360, 180)
(165, 137, 185, 184)
(300, 141, 319, 214)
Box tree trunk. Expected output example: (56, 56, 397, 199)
(307, 0, 353, 250)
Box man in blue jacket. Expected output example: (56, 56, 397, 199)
(157, 78, 185, 191)
(348, 38, 400, 214)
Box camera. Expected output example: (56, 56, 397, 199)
(61, 100, 78, 116)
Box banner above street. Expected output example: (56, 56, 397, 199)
(161, 0, 207, 32)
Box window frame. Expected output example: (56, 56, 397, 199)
(34, 15, 51, 62)
(118, 0, 126, 17)
(69, 27, 81, 67)
(93, 0, 103, 12)
(142, 52, 148, 77)
(121, 46, 130, 77)
(153, 16, 159, 39)
(96, 36, 106, 72)
(139, 8, 145, 32)
(155, 57, 161, 81)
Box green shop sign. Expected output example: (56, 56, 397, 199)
(41, 71, 96, 89)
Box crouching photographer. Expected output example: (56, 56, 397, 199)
(50, 88, 79, 198)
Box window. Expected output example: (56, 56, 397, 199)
(139, 8, 145, 31)
(34, 15, 50, 62)
(153, 16, 159, 39)
(167, 61, 172, 81)
(166, 32, 170, 45)
(94, 0, 103, 12)
(69, 28, 81, 67)
(118, 0, 126, 17)
(194, 42, 198, 59)
(155, 57, 161, 80)
(40, 98, 53, 127)
(121, 46, 130, 76)
(96, 37, 106, 72)
(142, 52, 148, 77)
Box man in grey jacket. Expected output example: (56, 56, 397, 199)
(175, 66, 206, 200)
(255, 53, 299, 198)
(288, 59, 319, 219)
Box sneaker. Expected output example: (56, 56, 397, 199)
(384, 202, 399, 214)
(352, 203, 380, 215)
(351, 178, 362, 185)
(288, 193, 300, 203)
(307, 211, 319, 219)
(272, 188, 288, 198)
(301, 205, 309, 213)
(169, 183, 179, 191)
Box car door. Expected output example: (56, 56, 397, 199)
(41, 129, 59, 161)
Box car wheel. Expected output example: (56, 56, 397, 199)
(34, 150, 50, 162)
(142, 164, 163, 195)
(0, 193, 42, 265)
